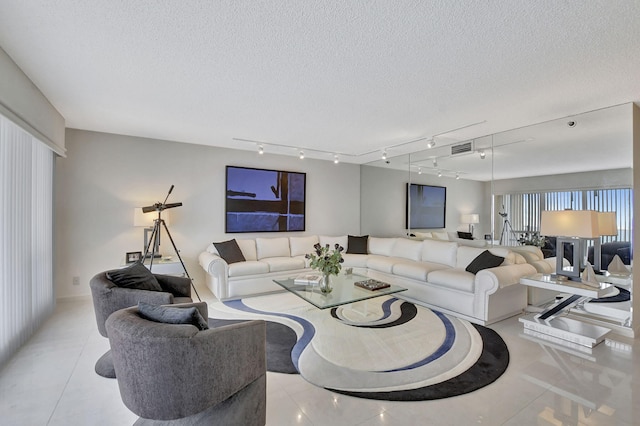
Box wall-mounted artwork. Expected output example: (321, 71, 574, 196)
(226, 166, 306, 233)
(406, 183, 447, 229)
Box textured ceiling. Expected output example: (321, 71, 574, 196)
(0, 1, 639, 170)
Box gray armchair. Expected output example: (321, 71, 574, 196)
(106, 303, 266, 424)
(90, 270, 193, 377)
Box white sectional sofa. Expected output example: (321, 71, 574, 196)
(199, 235, 537, 325)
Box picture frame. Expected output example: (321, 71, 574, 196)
(126, 251, 142, 264)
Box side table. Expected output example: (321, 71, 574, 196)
(519, 273, 617, 347)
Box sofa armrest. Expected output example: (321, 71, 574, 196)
(475, 263, 537, 294)
(156, 274, 192, 298)
(199, 251, 229, 276)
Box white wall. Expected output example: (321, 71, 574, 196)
(360, 165, 489, 238)
(492, 168, 632, 194)
(55, 129, 360, 298)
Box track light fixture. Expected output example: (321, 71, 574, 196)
(333, 154, 339, 164)
(427, 139, 435, 148)
(437, 170, 442, 178)
(299, 150, 304, 159)
(456, 173, 460, 180)
(258, 144, 264, 155)
(479, 149, 485, 159)
(432, 158, 438, 167)
(382, 150, 387, 160)
(418, 167, 422, 174)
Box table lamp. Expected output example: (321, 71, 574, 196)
(593, 211, 617, 270)
(134, 207, 170, 258)
(540, 210, 600, 281)
(460, 213, 480, 236)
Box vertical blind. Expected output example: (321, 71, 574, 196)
(501, 188, 633, 246)
(0, 114, 54, 368)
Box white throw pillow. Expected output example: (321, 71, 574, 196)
(431, 231, 449, 241)
(289, 235, 319, 257)
(414, 231, 432, 240)
(256, 237, 291, 259)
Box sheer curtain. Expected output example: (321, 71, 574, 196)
(0, 113, 54, 368)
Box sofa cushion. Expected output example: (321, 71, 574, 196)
(421, 239, 458, 267)
(392, 261, 449, 281)
(289, 235, 320, 257)
(342, 253, 369, 268)
(228, 261, 270, 277)
(366, 255, 401, 274)
(428, 269, 475, 293)
(369, 237, 397, 257)
(466, 250, 505, 274)
(106, 262, 162, 292)
(213, 239, 246, 264)
(393, 238, 423, 261)
(262, 257, 306, 272)
(347, 235, 369, 254)
(319, 235, 349, 251)
(236, 239, 258, 261)
(138, 302, 209, 330)
(256, 237, 290, 259)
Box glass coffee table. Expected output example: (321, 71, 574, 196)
(273, 273, 406, 310)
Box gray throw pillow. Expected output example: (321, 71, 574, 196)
(213, 239, 246, 264)
(106, 262, 162, 292)
(347, 235, 369, 254)
(466, 250, 504, 274)
(138, 302, 209, 330)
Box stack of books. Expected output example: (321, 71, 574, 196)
(355, 279, 390, 291)
(294, 273, 322, 285)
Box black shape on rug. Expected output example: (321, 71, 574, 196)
(330, 301, 417, 328)
(589, 286, 630, 303)
(209, 318, 297, 374)
(327, 323, 510, 401)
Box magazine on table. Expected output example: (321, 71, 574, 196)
(294, 273, 322, 285)
(355, 279, 391, 291)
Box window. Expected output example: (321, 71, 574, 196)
(0, 114, 55, 368)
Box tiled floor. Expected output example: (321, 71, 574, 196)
(1, 285, 638, 426)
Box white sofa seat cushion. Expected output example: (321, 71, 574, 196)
(393, 238, 423, 261)
(228, 261, 270, 277)
(428, 269, 475, 293)
(369, 237, 397, 256)
(366, 255, 405, 274)
(392, 261, 449, 281)
(421, 239, 458, 267)
(342, 253, 369, 268)
(289, 235, 319, 257)
(262, 257, 306, 272)
(256, 237, 291, 259)
(319, 235, 348, 250)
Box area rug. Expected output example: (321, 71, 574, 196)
(208, 292, 509, 401)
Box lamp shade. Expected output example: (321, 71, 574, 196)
(134, 208, 170, 227)
(597, 211, 617, 236)
(460, 213, 480, 224)
(540, 210, 599, 238)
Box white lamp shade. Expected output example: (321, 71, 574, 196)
(133, 208, 170, 227)
(540, 210, 600, 238)
(597, 211, 617, 236)
(460, 213, 479, 224)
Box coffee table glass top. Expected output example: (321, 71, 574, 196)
(273, 273, 407, 309)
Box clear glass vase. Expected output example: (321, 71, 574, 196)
(319, 273, 333, 294)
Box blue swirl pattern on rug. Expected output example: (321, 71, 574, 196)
(385, 310, 455, 372)
(223, 299, 314, 371)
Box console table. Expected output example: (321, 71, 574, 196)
(519, 273, 617, 347)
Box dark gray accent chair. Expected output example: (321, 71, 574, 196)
(90, 271, 193, 378)
(105, 303, 267, 425)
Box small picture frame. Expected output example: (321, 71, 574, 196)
(126, 251, 142, 264)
